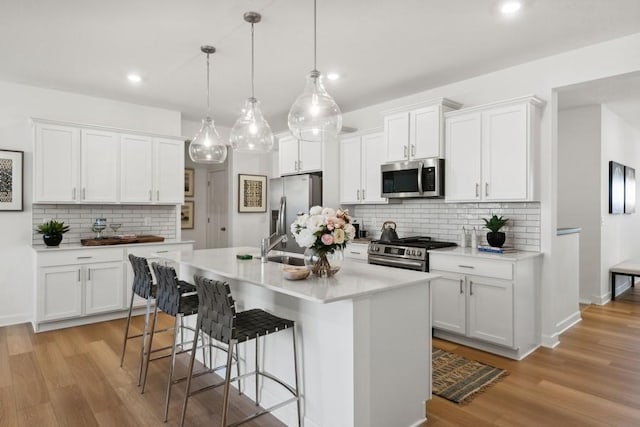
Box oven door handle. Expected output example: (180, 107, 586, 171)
(417, 161, 424, 195)
(368, 254, 425, 270)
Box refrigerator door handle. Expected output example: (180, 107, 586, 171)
(277, 196, 286, 235)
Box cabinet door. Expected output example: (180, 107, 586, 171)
(361, 132, 386, 203)
(85, 262, 124, 315)
(81, 129, 120, 202)
(340, 136, 362, 204)
(154, 138, 184, 203)
(121, 134, 153, 203)
(482, 104, 529, 201)
(39, 266, 82, 321)
(411, 106, 440, 159)
(431, 272, 467, 335)
(468, 277, 514, 347)
(299, 140, 323, 173)
(34, 123, 80, 203)
(384, 112, 410, 162)
(445, 112, 482, 202)
(278, 136, 299, 176)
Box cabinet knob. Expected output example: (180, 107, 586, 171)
(362, 189, 366, 200)
(411, 145, 416, 157)
(485, 182, 489, 197)
(220, 227, 226, 231)
(403, 145, 408, 158)
(475, 183, 479, 198)
(469, 280, 474, 295)
(357, 189, 360, 201)
(459, 279, 464, 294)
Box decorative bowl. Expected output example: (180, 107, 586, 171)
(282, 266, 310, 281)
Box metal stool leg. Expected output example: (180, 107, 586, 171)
(221, 339, 237, 427)
(292, 326, 302, 427)
(180, 317, 203, 427)
(119, 291, 135, 368)
(236, 342, 242, 395)
(255, 337, 260, 405)
(138, 295, 153, 386)
(164, 314, 181, 422)
(141, 304, 159, 394)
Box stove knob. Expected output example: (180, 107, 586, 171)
(416, 250, 422, 257)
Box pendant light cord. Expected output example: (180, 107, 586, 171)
(313, 0, 317, 72)
(206, 52, 211, 117)
(251, 22, 255, 99)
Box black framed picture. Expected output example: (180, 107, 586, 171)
(181, 201, 194, 229)
(625, 166, 636, 214)
(0, 149, 23, 211)
(238, 174, 267, 213)
(184, 168, 194, 198)
(609, 161, 625, 214)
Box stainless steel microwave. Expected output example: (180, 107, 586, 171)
(381, 158, 445, 198)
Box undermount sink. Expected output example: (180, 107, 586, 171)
(267, 255, 306, 267)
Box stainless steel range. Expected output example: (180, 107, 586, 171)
(368, 236, 456, 271)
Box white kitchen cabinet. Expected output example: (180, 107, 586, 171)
(154, 138, 184, 203)
(383, 99, 461, 162)
(340, 131, 387, 204)
(344, 242, 369, 261)
(121, 134, 154, 203)
(34, 123, 80, 203)
(429, 248, 541, 360)
(278, 134, 322, 176)
(445, 96, 543, 202)
(81, 129, 120, 202)
(37, 248, 125, 324)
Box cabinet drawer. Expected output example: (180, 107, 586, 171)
(38, 247, 123, 267)
(429, 254, 513, 280)
(125, 243, 192, 259)
(344, 243, 369, 261)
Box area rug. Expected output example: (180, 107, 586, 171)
(432, 348, 508, 404)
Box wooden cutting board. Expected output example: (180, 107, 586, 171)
(80, 235, 165, 246)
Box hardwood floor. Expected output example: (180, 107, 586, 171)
(2, 288, 640, 426)
(0, 314, 284, 427)
(426, 287, 640, 427)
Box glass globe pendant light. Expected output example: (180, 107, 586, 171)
(288, 0, 342, 142)
(230, 12, 274, 153)
(188, 46, 228, 164)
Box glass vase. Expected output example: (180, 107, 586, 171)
(304, 247, 344, 278)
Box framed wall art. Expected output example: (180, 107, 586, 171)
(625, 166, 636, 214)
(609, 161, 625, 214)
(181, 201, 194, 229)
(238, 174, 267, 213)
(184, 168, 194, 197)
(0, 149, 23, 211)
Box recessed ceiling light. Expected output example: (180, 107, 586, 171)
(127, 73, 142, 83)
(326, 72, 340, 81)
(500, 1, 522, 14)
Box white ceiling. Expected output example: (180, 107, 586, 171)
(2, 0, 640, 131)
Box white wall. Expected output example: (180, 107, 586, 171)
(600, 106, 640, 301)
(329, 32, 640, 347)
(558, 105, 602, 303)
(0, 80, 181, 327)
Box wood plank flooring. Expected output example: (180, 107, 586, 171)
(2, 288, 640, 426)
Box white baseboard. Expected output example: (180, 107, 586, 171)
(591, 292, 610, 306)
(0, 313, 32, 328)
(555, 311, 582, 334)
(540, 334, 560, 348)
(409, 418, 427, 427)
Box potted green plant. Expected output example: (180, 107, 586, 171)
(482, 215, 509, 248)
(36, 220, 70, 247)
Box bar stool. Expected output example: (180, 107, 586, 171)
(120, 254, 160, 385)
(142, 262, 203, 422)
(180, 275, 302, 427)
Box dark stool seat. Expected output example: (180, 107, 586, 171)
(234, 309, 294, 343)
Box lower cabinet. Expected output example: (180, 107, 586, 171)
(35, 242, 193, 331)
(430, 250, 540, 360)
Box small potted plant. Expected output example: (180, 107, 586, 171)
(482, 215, 509, 248)
(36, 220, 70, 247)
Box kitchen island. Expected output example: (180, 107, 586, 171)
(157, 247, 439, 427)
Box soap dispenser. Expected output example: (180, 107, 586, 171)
(459, 227, 467, 248)
(470, 227, 478, 250)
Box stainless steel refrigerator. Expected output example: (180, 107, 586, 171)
(269, 174, 322, 253)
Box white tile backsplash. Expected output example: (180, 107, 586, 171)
(32, 204, 177, 245)
(352, 200, 541, 251)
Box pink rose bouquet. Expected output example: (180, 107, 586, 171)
(291, 206, 356, 256)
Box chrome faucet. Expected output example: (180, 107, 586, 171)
(261, 196, 288, 262)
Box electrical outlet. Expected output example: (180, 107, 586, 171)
(143, 217, 151, 226)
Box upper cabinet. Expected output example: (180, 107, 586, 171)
(340, 131, 387, 204)
(445, 96, 544, 202)
(383, 98, 462, 162)
(33, 119, 184, 205)
(278, 134, 322, 176)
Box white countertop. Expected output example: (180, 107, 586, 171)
(156, 247, 439, 304)
(428, 246, 542, 261)
(32, 239, 194, 252)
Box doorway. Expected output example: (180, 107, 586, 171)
(207, 169, 228, 248)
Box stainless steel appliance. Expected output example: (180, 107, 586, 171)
(381, 158, 445, 198)
(269, 174, 322, 254)
(368, 236, 456, 271)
